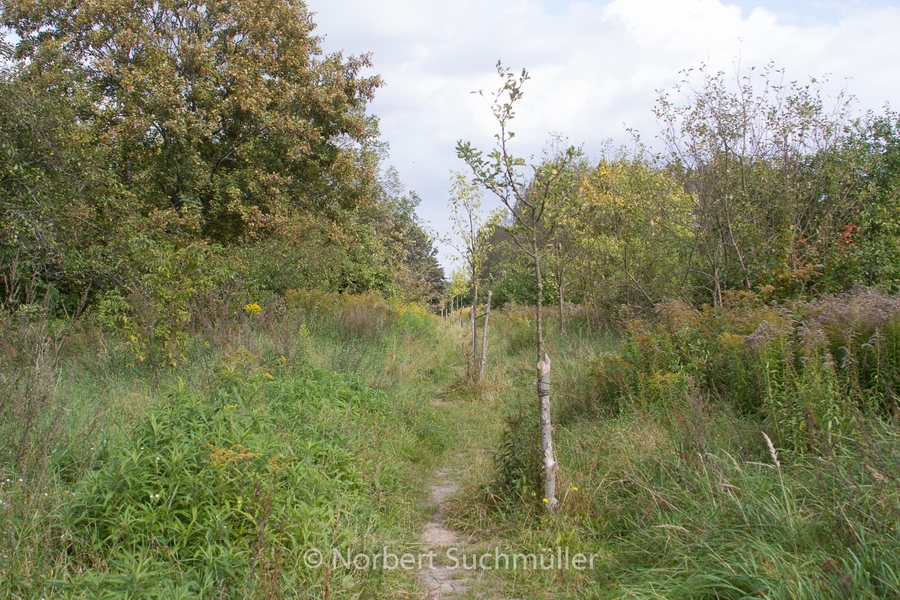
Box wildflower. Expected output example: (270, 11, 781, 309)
(542, 498, 548, 503)
(572, 486, 578, 491)
(243, 302, 262, 315)
(263, 372, 274, 379)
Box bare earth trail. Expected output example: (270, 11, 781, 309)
(418, 465, 469, 599)
(415, 397, 508, 599)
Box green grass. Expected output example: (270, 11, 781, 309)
(5, 292, 900, 599)
(444, 305, 900, 599)
(0, 294, 465, 598)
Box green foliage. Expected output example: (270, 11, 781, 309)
(0, 44, 126, 313)
(477, 65, 900, 319)
(845, 110, 900, 291)
(494, 404, 543, 505)
(655, 62, 859, 302)
(447, 296, 900, 599)
(587, 289, 900, 453)
(62, 357, 377, 596)
(4, 0, 381, 243)
(0, 0, 444, 319)
(1, 289, 454, 598)
(481, 228, 541, 307)
(96, 240, 223, 365)
(567, 156, 695, 309)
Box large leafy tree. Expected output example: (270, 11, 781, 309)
(655, 62, 857, 302)
(3, 0, 382, 243)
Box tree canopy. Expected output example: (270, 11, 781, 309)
(0, 0, 445, 320)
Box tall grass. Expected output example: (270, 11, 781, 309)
(1, 290, 459, 598)
(448, 290, 900, 598)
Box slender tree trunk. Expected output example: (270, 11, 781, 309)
(537, 352, 557, 512)
(534, 243, 556, 512)
(480, 290, 492, 379)
(535, 244, 544, 360)
(471, 285, 479, 377)
(557, 281, 564, 333)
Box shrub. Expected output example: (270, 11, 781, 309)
(61, 353, 384, 596)
(96, 240, 225, 366)
(588, 288, 900, 453)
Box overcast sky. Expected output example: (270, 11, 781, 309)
(306, 0, 900, 273)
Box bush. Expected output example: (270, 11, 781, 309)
(589, 288, 900, 453)
(60, 350, 386, 597)
(96, 239, 226, 366)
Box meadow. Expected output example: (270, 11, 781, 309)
(3, 287, 900, 598)
(1, 292, 459, 598)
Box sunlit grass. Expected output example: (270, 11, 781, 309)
(0, 294, 462, 599)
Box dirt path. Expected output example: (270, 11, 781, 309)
(416, 389, 509, 599)
(418, 465, 471, 599)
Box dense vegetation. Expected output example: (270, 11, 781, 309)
(434, 300, 900, 598)
(0, 0, 444, 361)
(3, 1, 900, 598)
(469, 64, 900, 318)
(1, 291, 459, 597)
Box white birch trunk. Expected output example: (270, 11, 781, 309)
(479, 291, 492, 379)
(537, 352, 557, 512)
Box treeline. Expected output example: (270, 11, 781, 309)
(0, 0, 444, 327)
(468, 64, 900, 319)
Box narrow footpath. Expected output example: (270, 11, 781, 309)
(415, 391, 507, 600)
(419, 465, 470, 598)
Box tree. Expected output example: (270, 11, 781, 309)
(446, 172, 493, 378)
(654, 61, 857, 302)
(0, 40, 127, 312)
(3, 0, 452, 317)
(3, 0, 382, 244)
(445, 267, 470, 324)
(844, 109, 900, 291)
(457, 62, 580, 512)
(567, 155, 695, 310)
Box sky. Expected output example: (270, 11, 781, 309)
(305, 0, 900, 273)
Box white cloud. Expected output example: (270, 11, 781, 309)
(306, 0, 900, 272)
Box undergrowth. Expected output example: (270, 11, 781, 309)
(0, 290, 457, 598)
(448, 290, 900, 599)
